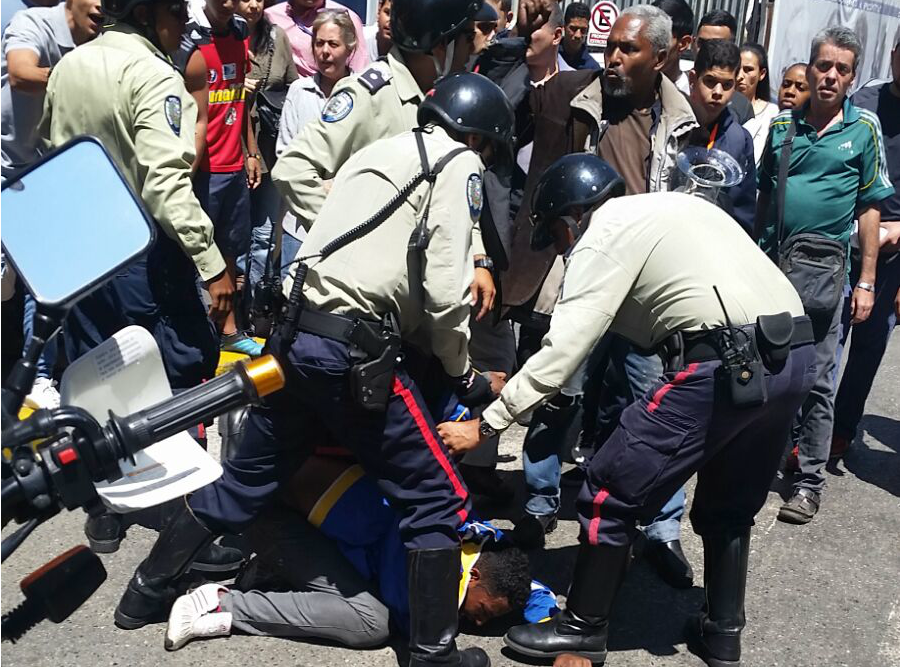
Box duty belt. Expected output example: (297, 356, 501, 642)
(677, 315, 813, 365)
(296, 308, 388, 359)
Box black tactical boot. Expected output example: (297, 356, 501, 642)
(686, 529, 751, 667)
(114, 500, 216, 630)
(504, 543, 631, 663)
(84, 511, 123, 553)
(408, 547, 490, 667)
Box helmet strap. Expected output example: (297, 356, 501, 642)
(561, 214, 583, 247)
(431, 39, 456, 78)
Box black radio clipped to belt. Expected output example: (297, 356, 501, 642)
(712, 286, 767, 409)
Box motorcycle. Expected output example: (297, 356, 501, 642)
(0, 137, 285, 641)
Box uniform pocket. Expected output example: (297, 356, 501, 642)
(599, 402, 697, 507)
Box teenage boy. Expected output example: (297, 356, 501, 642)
(688, 38, 756, 233)
(185, 0, 264, 356)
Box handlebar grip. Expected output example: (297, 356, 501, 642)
(107, 355, 284, 457)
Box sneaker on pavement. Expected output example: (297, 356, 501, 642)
(829, 435, 851, 462)
(777, 488, 820, 525)
(24, 377, 60, 410)
(165, 583, 232, 651)
(220, 331, 263, 357)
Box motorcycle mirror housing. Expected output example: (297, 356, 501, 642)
(1, 136, 155, 310)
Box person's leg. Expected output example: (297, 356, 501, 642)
(688, 344, 816, 665)
(22, 293, 60, 407)
(287, 332, 486, 666)
(115, 383, 308, 628)
(460, 315, 516, 501)
(782, 296, 844, 522)
(220, 511, 390, 648)
(832, 254, 900, 445)
(279, 232, 303, 282)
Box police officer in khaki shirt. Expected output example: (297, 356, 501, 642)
(39, 0, 239, 560)
(439, 155, 817, 667)
(115, 73, 515, 667)
(272, 0, 500, 317)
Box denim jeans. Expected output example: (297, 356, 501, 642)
(833, 252, 899, 441)
(238, 174, 283, 290)
(281, 232, 303, 283)
(23, 292, 58, 379)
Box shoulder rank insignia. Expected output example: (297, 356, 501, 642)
(359, 64, 393, 94)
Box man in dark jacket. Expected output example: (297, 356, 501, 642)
(687, 38, 756, 232)
(559, 1, 599, 71)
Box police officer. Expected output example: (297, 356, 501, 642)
(272, 0, 499, 317)
(115, 73, 515, 667)
(438, 154, 817, 667)
(39, 0, 239, 561)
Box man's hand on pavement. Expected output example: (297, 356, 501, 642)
(206, 269, 235, 325)
(470, 266, 496, 321)
(437, 419, 482, 456)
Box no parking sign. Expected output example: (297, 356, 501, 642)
(587, 0, 619, 48)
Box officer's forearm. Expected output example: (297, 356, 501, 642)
(857, 205, 880, 285)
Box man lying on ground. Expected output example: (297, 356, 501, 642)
(165, 438, 559, 650)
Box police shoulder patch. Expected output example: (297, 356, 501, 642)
(321, 91, 354, 123)
(164, 95, 182, 136)
(467, 173, 483, 221)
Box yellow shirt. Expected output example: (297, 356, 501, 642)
(483, 192, 804, 430)
(40, 25, 224, 281)
(288, 126, 483, 377)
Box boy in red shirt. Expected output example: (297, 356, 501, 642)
(184, 0, 263, 355)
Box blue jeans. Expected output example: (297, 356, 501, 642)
(833, 252, 899, 440)
(23, 293, 58, 379)
(238, 174, 283, 290)
(281, 232, 303, 283)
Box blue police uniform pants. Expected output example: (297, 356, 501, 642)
(63, 234, 218, 390)
(189, 331, 472, 550)
(577, 345, 817, 547)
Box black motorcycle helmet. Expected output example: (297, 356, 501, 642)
(391, 0, 483, 53)
(530, 154, 625, 251)
(102, 0, 152, 20)
(418, 72, 515, 168)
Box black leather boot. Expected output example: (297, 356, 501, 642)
(504, 543, 631, 663)
(84, 511, 123, 553)
(114, 500, 216, 630)
(408, 547, 490, 667)
(687, 529, 751, 667)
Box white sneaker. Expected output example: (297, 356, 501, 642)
(24, 377, 60, 410)
(165, 583, 232, 651)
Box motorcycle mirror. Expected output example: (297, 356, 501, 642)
(1, 136, 155, 310)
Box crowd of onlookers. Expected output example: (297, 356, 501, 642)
(1, 0, 898, 654)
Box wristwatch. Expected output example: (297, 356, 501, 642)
(855, 281, 875, 293)
(479, 419, 498, 440)
(247, 152, 262, 161)
(474, 256, 494, 271)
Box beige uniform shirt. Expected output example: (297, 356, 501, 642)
(39, 25, 225, 281)
(295, 126, 484, 377)
(271, 47, 485, 256)
(483, 192, 804, 430)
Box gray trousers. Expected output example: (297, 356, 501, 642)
(463, 314, 517, 467)
(793, 291, 845, 494)
(221, 509, 390, 649)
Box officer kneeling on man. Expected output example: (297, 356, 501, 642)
(439, 154, 817, 667)
(115, 72, 515, 667)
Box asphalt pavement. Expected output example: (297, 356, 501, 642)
(2, 336, 898, 667)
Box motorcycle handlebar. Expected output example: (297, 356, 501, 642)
(107, 355, 285, 458)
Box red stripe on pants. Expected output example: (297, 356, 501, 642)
(588, 488, 610, 545)
(392, 377, 469, 522)
(647, 362, 699, 413)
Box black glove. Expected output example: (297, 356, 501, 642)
(454, 369, 494, 408)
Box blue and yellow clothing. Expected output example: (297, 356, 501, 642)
(309, 464, 559, 634)
(757, 97, 894, 254)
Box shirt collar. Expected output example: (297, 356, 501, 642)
(798, 96, 858, 131)
(388, 46, 424, 103)
(50, 3, 75, 50)
(102, 23, 172, 65)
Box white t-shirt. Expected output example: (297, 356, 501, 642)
(742, 101, 779, 166)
